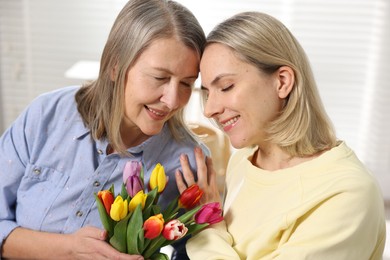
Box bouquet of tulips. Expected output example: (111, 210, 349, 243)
(95, 160, 223, 260)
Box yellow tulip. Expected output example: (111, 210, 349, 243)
(149, 163, 167, 193)
(129, 190, 147, 212)
(110, 195, 128, 221)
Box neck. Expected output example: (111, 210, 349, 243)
(120, 126, 151, 149)
(251, 144, 316, 171)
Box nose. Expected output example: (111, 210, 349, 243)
(203, 92, 223, 119)
(161, 82, 181, 110)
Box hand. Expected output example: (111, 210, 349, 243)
(68, 226, 144, 260)
(175, 147, 221, 205)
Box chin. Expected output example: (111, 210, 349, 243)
(230, 141, 246, 149)
(141, 125, 164, 136)
(229, 135, 252, 149)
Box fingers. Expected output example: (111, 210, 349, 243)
(206, 156, 216, 186)
(194, 147, 208, 189)
(176, 147, 206, 193)
(179, 153, 196, 185)
(175, 169, 187, 194)
(176, 147, 221, 204)
(77, 226, 107, 241)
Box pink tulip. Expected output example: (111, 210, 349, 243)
(162, 219, 188, 240)
(195, 202, 224, 225)
(123, 161, 144, 197)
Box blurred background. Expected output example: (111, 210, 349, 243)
(0, 2, 389, 252)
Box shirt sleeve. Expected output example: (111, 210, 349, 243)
(0, 106, 32, 253)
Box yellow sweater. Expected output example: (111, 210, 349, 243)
(187, 142, 386, 259)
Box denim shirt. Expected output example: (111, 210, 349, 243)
(0, 86, 207, 253)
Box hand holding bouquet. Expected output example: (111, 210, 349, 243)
(95, 161, 223, 259)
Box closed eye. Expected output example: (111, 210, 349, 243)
(200, 86, 209, 100)
(222, 84, 234, 92)
(155, 77, 168, 81)
(180, 81, 194, 88)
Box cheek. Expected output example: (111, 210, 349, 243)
(178, 89, 192, 106)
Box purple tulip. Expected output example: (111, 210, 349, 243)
(123, 161, 144, 197)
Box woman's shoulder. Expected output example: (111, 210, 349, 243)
(34, 85, 80, 103)
(302, 142, 383, 204)
(20, 86, 82, 131)
(26, 86, 80, 111)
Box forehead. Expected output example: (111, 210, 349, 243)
(135, 37, 200, 75)
(200, 43, 250, 83)
(202, 43, 238, 62)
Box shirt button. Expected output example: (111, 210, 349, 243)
(93, 181, 101, 187)
(97, 149, 103, 154)
(76, 211, 83, 217)
(33, 169, 41, 175)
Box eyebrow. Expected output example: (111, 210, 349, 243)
(153, 66, 198, 80)
(201, 73, 236, 90)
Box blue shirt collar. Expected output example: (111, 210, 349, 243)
(75, 120, 172, 172)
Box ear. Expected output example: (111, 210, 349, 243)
(276, 66, 294, 99)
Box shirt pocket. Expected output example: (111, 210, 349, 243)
(16, 163, 69, 230)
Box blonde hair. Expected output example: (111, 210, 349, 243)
(75, 0, 205, 155)
(205, 12, 337, 157)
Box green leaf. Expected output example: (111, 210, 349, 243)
(186, 222, 209, 236)
(127, 204, 144, 254)
(94, 193, 115, 238)
(120, 182, 129, 200)
(161, 197, 179, 221)
(140, 163, 145, 186)
(143, 188, 159, 219)
(150, 252, 170, 260)
(177, 205, 202, 224)
(108, 184, 115, 195)
(142, 235, 166, 259)
(151, 205, 161, 216)
(137, 226, 145, 253)
(109, 213, 131, 253)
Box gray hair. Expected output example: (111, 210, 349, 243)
(76, 0, 206, 155)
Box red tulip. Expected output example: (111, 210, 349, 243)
(97, 190, 114, 215)
(178, 184, 203, 209)
(195, 202, 224, 225)
(162, 219, 188, 240)
(143, 214, 164, 239)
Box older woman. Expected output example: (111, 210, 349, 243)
(0, 0, 206, 259)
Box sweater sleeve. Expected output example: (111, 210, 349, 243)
(272, 174, 386, 260)
(186, 221, 241, 260)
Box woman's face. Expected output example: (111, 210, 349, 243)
(122, 37, 199, 137)
(200, 43, 284, 149)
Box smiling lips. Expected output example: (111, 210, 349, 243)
(221, 116, 240, 132)
(146, 106, 169, 120)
